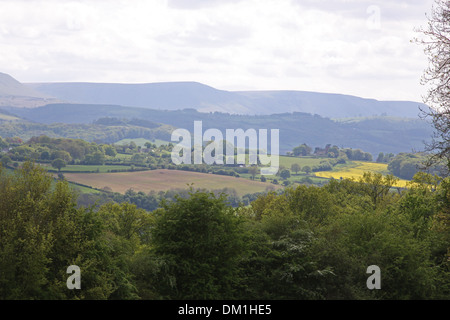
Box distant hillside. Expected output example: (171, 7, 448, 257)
(27, 81, 426, 118)
(0, 116, 175, 144)
(0, 72, 433, 155)
(3, 103, 434, 155)
(0, 72, 60, 108)
(0, 72, 46, 97)
(235, 90, 426, 119)
(27, 81, 249, 112)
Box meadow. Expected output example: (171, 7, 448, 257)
(278, 155, 326, 168)
(114, 138, 171, 147)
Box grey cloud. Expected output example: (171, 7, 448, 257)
(159, 22, 252, 48)
(167, 0, 244, 10)
(290, 0, 433, 21)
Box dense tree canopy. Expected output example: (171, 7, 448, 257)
(0, 162, 448, 300)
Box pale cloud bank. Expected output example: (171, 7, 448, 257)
(0, 0, 436, 102)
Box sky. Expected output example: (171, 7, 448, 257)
(0, 0, 436, 102)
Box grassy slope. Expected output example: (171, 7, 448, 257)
(279, 155, 327, 168)
(67, 181, 102, 194)
(114, 138, 171, 147)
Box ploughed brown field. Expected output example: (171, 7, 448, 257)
(64, 169, 281, 196)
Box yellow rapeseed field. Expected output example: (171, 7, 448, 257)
(314, 161, 410, 188)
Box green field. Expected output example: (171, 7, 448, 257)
(114, 138, 171, 147)
(114, 153, 133, 160)
(279, 155, 327, 168)
(67, 181, 102, 194)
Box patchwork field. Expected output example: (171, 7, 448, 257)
(314, 161, 410, 188)
(279, 155, 326, 168)
(64, 169, 281, 196)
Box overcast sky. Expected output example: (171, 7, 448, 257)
(0, 0, 436, 102)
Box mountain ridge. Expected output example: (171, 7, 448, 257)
(0, 72, 48, 97)
(0, 72, 61, 108)
(0, 70, 429, 122)
(25, 78, 426, 119)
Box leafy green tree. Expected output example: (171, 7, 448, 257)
(96, 202, 154, 299)
(129, 142, 137, 150)
(40, 150, 50, 160)
(51, 150, 72, 162)
(432, 177, 450, 280)
(98, 200, 160, 300)
(315, 200, 443, 299)
(363, 152, 373, 161)
(0, 162, 128, 300)
(357, 172, 399, 208)
(151, 190, 247, 299)
(0, 137, 9, 149)
(10, 145, 34, 159)
(85, 151, 105, 165)
(352, 149, 364, 160)
(52, 158, 66, 171)
(387, 153, 439, 179)
(280, 169, 291, 180)
(400, 161, 419, 180)
(1, 155, 11, 167)
(239, 189, 333, 299)
(131, 153, 145, 164)
(248, 166, 258, 180)
(104, 145, 117, 157)
(327, 145, 340, 158)
(292, 144, 312, 156)
(376, 152, 384, 163)
(303, 165, 312, 174)
(291, 163, 301, 175)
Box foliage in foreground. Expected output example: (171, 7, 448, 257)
(0, 163, 448, 300)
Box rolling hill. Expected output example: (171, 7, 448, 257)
(0, 71, 435, 156)
(0, 72, 60, 108)
(0, 71, 427, 118)
(3, 103, 433, 155)
(27, 80, 426, 118)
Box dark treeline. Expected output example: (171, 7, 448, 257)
(76, 187, 270, 211)
(387, 152, 446, 180)
(0, 163, 449, 300)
